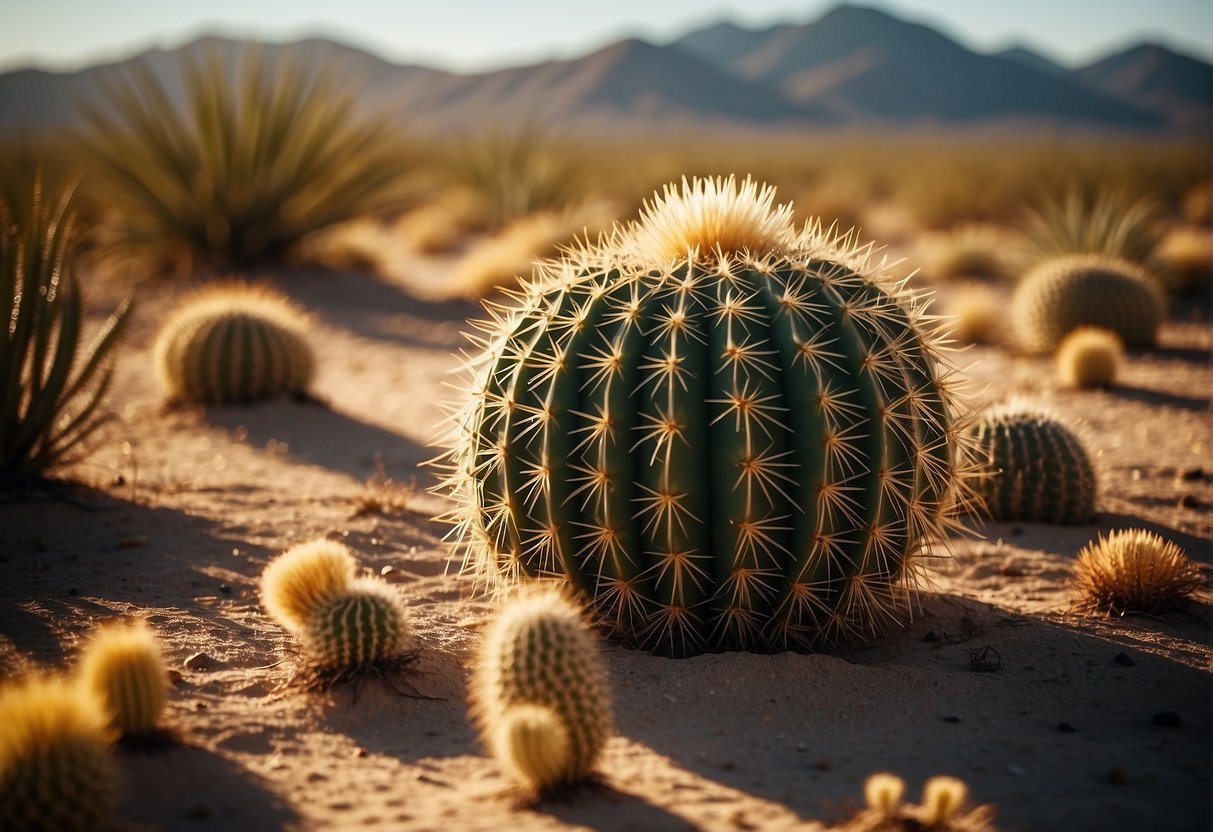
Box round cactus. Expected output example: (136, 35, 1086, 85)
(0, 676, 117, 832)
(1012, 254, 1164, 353)
(154, 281, 315, 404)
(260, 539, 415, 671)
(78, 619, 168, 738)
(1074, 529, 1202, 614)
(1055, 327, 1123, 389)
(437, 176, 970, 656)
(472, 588, 612, 792)
(966, 403, 1096, 525)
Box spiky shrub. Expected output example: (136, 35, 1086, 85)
(1011, 254, 1164, 353)
(260, 539, 414, 671)
(471, 588, 612, 793)
(838, 772, 998, 831)
(1073, 529, 1202, 615)
(153, 281, 315, 405)
(80, 46, 412, 277)
(78, 620, 168, 738)
(966, 403, 1096, 525)
(438, 176, 969, 657)
(1056, 327, 1122, 389)
(1, 183, 130, 487)
(0, 676, 117, 832)
(1020, 189, 1162, 269)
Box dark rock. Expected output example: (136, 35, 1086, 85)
(1153, 711, 1182, 728)
(1113, 652, 1135, 666)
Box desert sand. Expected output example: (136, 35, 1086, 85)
(1, 249, 1209, 832)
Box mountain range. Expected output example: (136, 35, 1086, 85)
(1, 4, 1209, 136)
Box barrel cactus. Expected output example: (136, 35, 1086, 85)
(260, 539, 415, 672)
(472, 588, 612, 793)
(0, 676, 117, 832)
(1012, 255, 1164, 353)
(154, 281, 315, 404)
(78, 619, 168, 738)
(966, 403, 1096, 525)
(1055, 327, 1122, 389)
(437, 176, 971, 657)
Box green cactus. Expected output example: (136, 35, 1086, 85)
(437, 176, 970, 656)
(154, 281, 315, 404)
(1011, 254, 1164, 353)
(260, 539, 415, 672)
(78, 620, 168, 738)
(472, 588, 612, 792)
(966, 403, 1096, 525)
(0, 676, 117, 832)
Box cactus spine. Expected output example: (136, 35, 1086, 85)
(472, 588, 612, 792)
(154, 281, 315, 404)
(0, 676, 117, 832)
(1011, 254, 1164, 353)
(438, 176, 970, 656)
(966, 403, 1096, 525)
(260, 539, 414, 671)
(1074, 529, 1201, 614)
(78, 620, 168, 738)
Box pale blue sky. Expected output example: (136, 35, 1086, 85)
(2, 0, 1210, 74)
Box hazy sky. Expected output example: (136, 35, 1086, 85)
(2, 0, 1211, 74)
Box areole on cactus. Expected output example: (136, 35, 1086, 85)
(435, 176, 972, 657)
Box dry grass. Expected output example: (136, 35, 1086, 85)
(1073, 529, 1202, 615)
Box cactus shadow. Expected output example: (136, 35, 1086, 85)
(115, 743, 300, 830)
(536, 780, 704, 831)
(1107, 383, 1211, 413)
(204, 398, 432, 481)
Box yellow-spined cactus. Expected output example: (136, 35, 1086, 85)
(0, 676, 117, 832)
(1055, 327, 1123, 389)
(78, 619, 168, 738)
(836, 772, 998, 831)
(1074, 529, 1202, 615)
(260, 539, 415, 672)
(154, 281, 315, 405)
(472, 588, 612, 794)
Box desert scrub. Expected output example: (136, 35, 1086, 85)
(260, 539, 416, 674)
(1019, 189, 1162, 269)
(0, 675, 117, 832)
(917, 224, 1013, 282)
(966, 402, 1096, 525)
(472, 588, 612, 794)
(153, 281, 315, 405)
(1056, 328, 1123, 389)
(1073, 529, 1202, 615)
(80, 46, 414, 278)
(436, 175, 973, 657)
(1011, 254, 1164, 353)
(78, 619, 168, 739)
(943, 284, 1005, 345)
(0, 183, 130, 488)
(836, 772, 998, 831)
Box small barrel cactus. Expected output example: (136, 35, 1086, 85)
(0, 676, 117, 832)
(1055, 327, 1123, 389)
(78, 619, 168, 738)
(1011, 254, 1164, 353)
(260, 539, 414, 671)
(437, 176, 971, 656)
(1074, 529, 1202, 614)
(154, 281, 315, 404)
(472, 588, 612, 793)
(966, 403, 1096, 525)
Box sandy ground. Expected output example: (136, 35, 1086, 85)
(1, 252, 1210, 832)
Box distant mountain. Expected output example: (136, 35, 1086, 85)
(1077, 43, 1213, 129)
(994, 45, 1066, 76)
(0, 4, 1208, 137)
(672, 4, 1162, 128)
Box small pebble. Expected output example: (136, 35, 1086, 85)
(68, 588, 77, 596)
(186, 805, 211, 821)
(1107, 766, 1128, 785)
(1113, 652, 1135, 667)
(184, 652, 217, 671)
(1057, 722, 1077, 733)
(814, 758, 832, 772)
(219, 584, 231, 594)
(1152, 712, 1182, 728)
(1006, 764, 1025, 776)
(166, 669, 185, 686)
(115, 536, 149, 550)
(942, 716, 961, 723)
(1178, 494, 1207, 510)
(1178, 466, 1204, 481)
(353, 747, 368, 758)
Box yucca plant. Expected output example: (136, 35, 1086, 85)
(0, 183, 129, 488)
(1019, 188, 1162, 270)
(80, 46, 414, 278)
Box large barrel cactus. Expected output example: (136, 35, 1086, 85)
(1012, 254, 1164, 353)
(438, 176, 970, 657)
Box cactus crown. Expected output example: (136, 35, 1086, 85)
(260, 539, 415, 672)
(154, 280, 315, 404)
(472, 587, 612, 791)
(78, 619, 168, 737)
(0, 675, 117, 832)
(436, 177, 973, 656)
